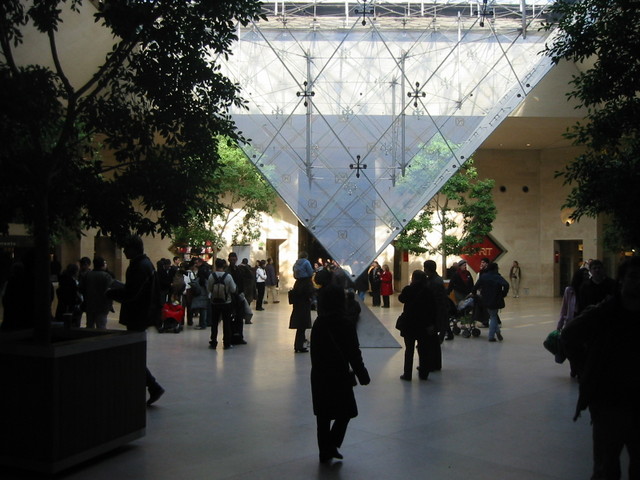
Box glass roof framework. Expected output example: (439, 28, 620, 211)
(220, 1, 557, 278)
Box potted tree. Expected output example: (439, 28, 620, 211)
(0, 0, 264, 473)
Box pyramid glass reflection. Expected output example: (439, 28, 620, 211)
(221, 1, 557, 277)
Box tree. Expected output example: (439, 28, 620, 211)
(170, 138, 277, 256)
(0, 1, 265, 341)
(395, 159, 496, 274)
(543, 0, 640, 251)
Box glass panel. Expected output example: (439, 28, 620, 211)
(222, 1, 557, 278)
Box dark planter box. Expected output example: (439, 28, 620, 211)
(0, 328, 147, 474)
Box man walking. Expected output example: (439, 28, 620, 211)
(107, 235, 165, 406)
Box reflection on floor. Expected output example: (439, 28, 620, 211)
(4, 296, 609, 479)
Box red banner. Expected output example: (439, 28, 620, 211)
(460, 235, 504, 273)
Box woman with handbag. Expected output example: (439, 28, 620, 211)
(397, 270, 437, 381)
(310, 272, 370, 464)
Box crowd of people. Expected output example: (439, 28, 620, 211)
(2, 243, 636, 474)
(557, 257, 640, 479)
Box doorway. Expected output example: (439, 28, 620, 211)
(266, 238, 286, 278)
(554, 240, 583, 297)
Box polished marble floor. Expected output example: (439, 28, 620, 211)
(5, 295, 610, 479)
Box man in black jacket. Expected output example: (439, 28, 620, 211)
(108, 235, 164, 406)
(562, 257, 640, 480)
(472, 262, 509, 342)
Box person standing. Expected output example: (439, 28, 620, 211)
(447, 260, 474, 303)
(311, 279, 370, 464)
(561, 257, 640, 480)
(83, 256, 115, 329)
(55, 263, 83, 328)
(473, 262, 509, 342)
(397, 270, 436, 381)
(557, 267, 589, 378)
(255, 260, 266, 311)
(288, 273, 313, 353)
(354, 269, 369, 301)
(293, 251, 314, 281)
(380, 264, 393, 308)
(509, 261, 521, 298)
(576, 259, 616, 315)
(208, 258, 237, 350)
(422, 259, 450, 371)
(239, 258, 256, 306)
(264, 257, 280, 304)
(184, 260, 198, 326)
(190, 266, 211, 330)
(368, 261, 382, 307)
(226, 252, 248, 344)
(107, 235, 165, 406)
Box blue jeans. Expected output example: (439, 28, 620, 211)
(193, 307, 209, 328)
(487, 308, 500, 339)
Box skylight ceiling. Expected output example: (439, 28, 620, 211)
(221, 0, 557, 278)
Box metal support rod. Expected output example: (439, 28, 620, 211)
(521, 0, 527, 38)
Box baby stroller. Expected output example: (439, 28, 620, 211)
(450, 297, 481, 338)
(159, 301, 185, 333)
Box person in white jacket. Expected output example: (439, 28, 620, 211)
(255, 260, 267, 311)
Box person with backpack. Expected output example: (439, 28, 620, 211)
(207, 258, 237, 350)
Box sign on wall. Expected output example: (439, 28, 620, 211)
(460, 234, 505, 273)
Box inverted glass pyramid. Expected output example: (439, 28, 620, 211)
(221, 1, 557, 278)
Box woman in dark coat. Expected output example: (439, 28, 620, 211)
(311, 281, 370, 463)
(288, 276, 313, 352)
(397, 270, 437, 380)
(368, 261, 382, 306)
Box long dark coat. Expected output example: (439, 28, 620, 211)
(108, 253, 158, 331)
(311, 314, 366, 418)
(289, 277, 313, 329)
(310, 286, 368, 419)
(397, 282, 436, 337)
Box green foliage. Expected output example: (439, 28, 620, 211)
(0, 0, 265, 337)
(544, 0, 640, 251)
(170, 138, 277, 254)
(396, 159, 496, 271)
(1, 1, 266, 242)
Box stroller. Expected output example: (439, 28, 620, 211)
(450, 297, 481, 338)
(159, 302, 185, 333)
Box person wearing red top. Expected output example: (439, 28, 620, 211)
(380, 264, 393, 308)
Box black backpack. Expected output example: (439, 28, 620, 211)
(210, 272, 229, 304)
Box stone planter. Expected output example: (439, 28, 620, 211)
(0, 327, 147, 474)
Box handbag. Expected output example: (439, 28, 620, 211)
(543, 329, 560, 355)
(395, 312, 406, 331)
(543, 329, 566, 364)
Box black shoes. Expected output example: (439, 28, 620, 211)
(400, 374, 411, 381)
(496, 331, 503, 341)
(147, 386, 165, 407)
(319, 448, 343, 463)
(294, 348, 309, 353)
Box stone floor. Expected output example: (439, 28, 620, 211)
(4, 294, 612, 479)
